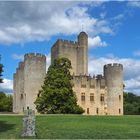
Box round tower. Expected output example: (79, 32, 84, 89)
(77, 32, 88, 75)
(24, 53, 46, 112)
(104, 63, 123, 115)
(78, 31, 88, 47)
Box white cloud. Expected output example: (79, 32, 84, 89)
(100, 12, 106, 19)
(127, 1, 140, 8)
(88, 36, 107, 48)
(133, 50, 140, 56)
(0, 78, 13, 94)
(12, 54, 24, 60)
(88, 55, 140, 95)
(113, 14, 124, 21)
(0, 1, 112, 45)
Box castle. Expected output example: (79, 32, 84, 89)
(13, 32, 124, 115)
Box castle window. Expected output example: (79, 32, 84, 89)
(119, 108, 121, 114)
(100, 85, 105, 89)
(90, 85, 95, 88)
(96, 108, 99, 114)
(90, 93, 94, 101)
(87, 108, 89, 114)
(119, 95, 121, 101)
(81, 84, 86, 88)
(100, 94, 104, 102)
(21, 94, 23, 99)
(81, 93, 85, 102)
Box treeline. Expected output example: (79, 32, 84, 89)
(124, 92, 140, 115)
(0, 92, 13, 112)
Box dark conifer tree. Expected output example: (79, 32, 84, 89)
(35, 58, 84, 114)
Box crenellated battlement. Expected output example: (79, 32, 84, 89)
(18, 62, 24, 69)
(24, 53, 46, 61)
(15, 53, 46, 77)
(72, 75, 106, 90)
(53, 39, 78, 48)
(13, 73, 16, 78)
(73, 75, 105, 82)
(16, 68, 19, 73)
(73, 75, 92, 81)
(104, 63, 123, 69)
(96, 74, 104, 80)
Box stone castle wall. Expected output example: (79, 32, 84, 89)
(51, 39, 78, 75)
(13, 53, 46, 113)
(51, 32, 88, 75)
(73, 75, 106, 115)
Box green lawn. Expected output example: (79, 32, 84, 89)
(0, 115, 140, 139)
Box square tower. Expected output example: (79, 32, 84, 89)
(51, 32, 88, 75)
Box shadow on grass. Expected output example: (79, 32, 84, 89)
(0, 121, 15, 133)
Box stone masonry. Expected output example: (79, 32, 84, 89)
(13, 32, 123, 115)
(51, 32, 123, 115)
(13, 53, 46, 113)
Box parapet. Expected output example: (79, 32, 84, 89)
(52, 39, 78, 49)
(96, 74, 104, 80)
(72, 74, 106, 89)
(13, 73, 16, 79)
(18, 62, 24, 70)
(104, 63, 123, 69)
(73, 74, 98, 82)
(24, 53, 46, 61)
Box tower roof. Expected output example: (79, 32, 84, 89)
(78, 31, 88, 37)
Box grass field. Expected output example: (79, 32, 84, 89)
(0, 115, 140, 139)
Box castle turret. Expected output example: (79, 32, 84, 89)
(77, 32, 88, 75)
(104, 63, 123, 115)
(24, 53, 46, 111)
(13, 53, 46, 113)
(78, 31, 88, 47)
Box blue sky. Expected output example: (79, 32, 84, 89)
(0, 1, 140, 95)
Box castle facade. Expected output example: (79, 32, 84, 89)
(13, 32, 123, 115)
(13, 54, 46, 112)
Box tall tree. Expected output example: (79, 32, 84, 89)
(124, 92, 140, 115)
(0, 92, 13, 112)
(35, 58, 84, 114)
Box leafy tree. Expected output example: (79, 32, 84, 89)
(35, 58, 84, 114)
(124, 92, 140, 115)
(0, 92, 13, 112)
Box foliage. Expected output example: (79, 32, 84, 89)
(124, 92, 140, 115)
(0, 92, 13, 112)
(35, 57, 84, 114)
